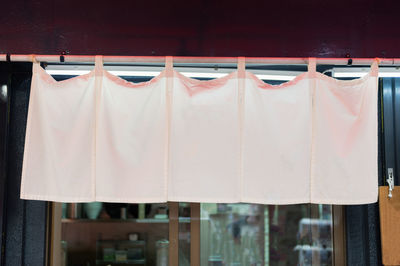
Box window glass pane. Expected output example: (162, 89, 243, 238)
(179, 203, 191, 266)
(59, 202, 172, 266)
(200, 203, 332, 266)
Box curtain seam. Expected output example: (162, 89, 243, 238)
(309, 58, 317, 203)
(165, 56, 173, 202)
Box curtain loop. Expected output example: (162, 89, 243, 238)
(371, 58, 380, 77)
(31, 54, 38, 64)
(237, 57, 246, 78)
(95, 55, 103, 76)
(308, 57, 317, 76)
(31, 54, 39, 74)
(165, 56, 173, 77)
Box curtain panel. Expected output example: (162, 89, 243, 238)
(20, 57, 379, 204)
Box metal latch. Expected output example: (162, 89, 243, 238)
(387, 168, 394, 198)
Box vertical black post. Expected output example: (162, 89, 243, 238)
(0, 62, 48, 266)
(0, 63, 11, 266)
(345, 79, 384, 266)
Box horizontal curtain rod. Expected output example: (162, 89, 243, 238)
(0, 54, 397, 65)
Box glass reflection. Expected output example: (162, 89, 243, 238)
(200, 203, 332, 266)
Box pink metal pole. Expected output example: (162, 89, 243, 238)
(0, 54, 399, 65)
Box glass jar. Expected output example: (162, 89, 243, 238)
(156, 239, 169, 266)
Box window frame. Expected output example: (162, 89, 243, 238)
(2, 63, 389, 266)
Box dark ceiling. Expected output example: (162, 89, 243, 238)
(1, 0, 399, 57)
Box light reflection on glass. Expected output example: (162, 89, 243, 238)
(200, 203, 332, 266)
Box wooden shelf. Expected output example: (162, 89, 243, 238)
(62, 217, 191, 223)
(97, 239, 146, 244)
(96, 259, 146, 265)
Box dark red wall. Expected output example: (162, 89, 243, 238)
(1, 0, 400, 57)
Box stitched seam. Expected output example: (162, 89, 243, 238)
(238, 70, 245, 202)
(93, 57, 103, 201)
(309, 59, 317, 203)
(164, 57, 173, 201)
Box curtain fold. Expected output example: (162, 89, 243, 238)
(20, 57, 379, 204)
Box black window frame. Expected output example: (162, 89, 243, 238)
(0, 63, 392, 266)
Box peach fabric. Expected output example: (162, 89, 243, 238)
(242, 72, 313, 204)
(168, 71, 241, 202)
(312, 67, 379, 204)
(21, 62, 96, 202)
(20, 57, 379, 204)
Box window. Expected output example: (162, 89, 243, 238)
(49, 202, 342, 266)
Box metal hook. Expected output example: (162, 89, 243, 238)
(387, 168, 394, 198)
(60, 51, 67, 63)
